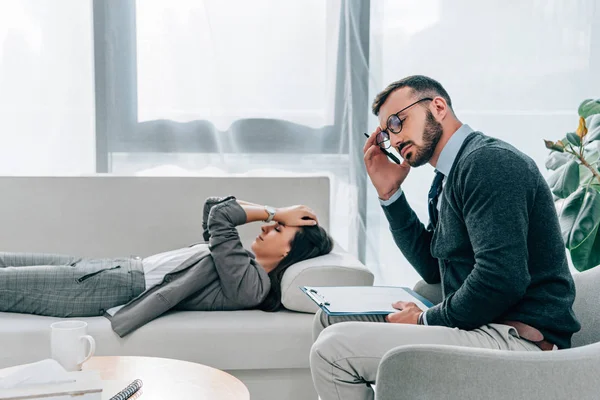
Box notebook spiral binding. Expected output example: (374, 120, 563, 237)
(125, 389, 143, 400)
(110, 379, 143, 400)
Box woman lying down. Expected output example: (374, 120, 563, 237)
(0, 196, 333, 337)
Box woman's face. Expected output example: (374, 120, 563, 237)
(251, 222, 300, 260)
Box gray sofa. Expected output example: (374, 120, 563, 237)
(376, 266, 600, 400)
(0, 175, 373, 400)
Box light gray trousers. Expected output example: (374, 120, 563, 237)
(310, 310, 540, 400)
(0, 252, 145, 317)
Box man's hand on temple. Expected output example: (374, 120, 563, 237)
(363, 127, 411, 200)
(385, 301, 422, 324)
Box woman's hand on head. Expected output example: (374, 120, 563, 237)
(275, 205, 318, 227)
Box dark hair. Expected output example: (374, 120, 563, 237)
(371, 75, 453, 116)
(258, 220, 334, 312)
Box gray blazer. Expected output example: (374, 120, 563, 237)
(107, 197, 271, 337)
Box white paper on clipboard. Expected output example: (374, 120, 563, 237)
(301, 286, 432, 315)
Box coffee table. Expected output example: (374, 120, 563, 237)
(84, 356, 249, 400)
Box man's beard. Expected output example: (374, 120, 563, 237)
(404, 110, 443, 167)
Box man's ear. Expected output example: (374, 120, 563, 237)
(432, 96, 449, 120)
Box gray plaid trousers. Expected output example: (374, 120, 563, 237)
(0, 252, 145, 317)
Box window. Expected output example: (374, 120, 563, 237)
(94, 0, 348, 161)
(95, 0, 371, 263)
(0, 0, 95, 175)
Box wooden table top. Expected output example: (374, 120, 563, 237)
(83, 356, 249, 400)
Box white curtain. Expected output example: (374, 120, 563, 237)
(0, 0, 95, 175)
(136, 0, 340, 130)
(1, 0, 598, 285)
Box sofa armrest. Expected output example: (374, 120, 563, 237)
(412, 280, 442, 305)
(375, 341, 600, 400)
(281, 243, 373, 313)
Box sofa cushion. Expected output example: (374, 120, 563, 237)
(280, 244, 374, 313)
(0, 310, 314, 371)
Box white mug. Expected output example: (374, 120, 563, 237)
(50, 321, 96, 371)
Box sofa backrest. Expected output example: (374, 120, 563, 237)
(571, 266, 600, 348)
(0, 175, 330, 258)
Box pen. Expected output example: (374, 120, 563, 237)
(363, 133, 401, 164)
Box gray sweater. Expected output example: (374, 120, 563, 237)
(382, 132, 580, 349)
(107, 197, 271, 337)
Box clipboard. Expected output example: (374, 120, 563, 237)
(301, 286, 434, 316)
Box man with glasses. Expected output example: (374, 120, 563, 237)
(309, 75, 580, 400)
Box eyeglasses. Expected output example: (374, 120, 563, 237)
(376, 97, 433, 149)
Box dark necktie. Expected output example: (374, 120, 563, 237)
(428, 171, 445, 230)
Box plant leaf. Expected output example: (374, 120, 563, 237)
(569, 223, 600, 272)
(543, 140, 565, 152)
(576, 116, 588, 138)
(561, 187, 600, 249)
(560, 187, 586, 244)
(583, 144, 599, 165)
(566, 132, 581, 147)
(545, 151, 573, 171)
(578, 99, 600, 119)
(544, 140, 565, 153)
(584, 114, 600, 143)
(547, 160, 580, 198)
(579, 163, 593, 185)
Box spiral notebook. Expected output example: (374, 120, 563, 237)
(301, 286, 434, 316)
(0, 361, 143, 400)
(107, 379, 143, 400)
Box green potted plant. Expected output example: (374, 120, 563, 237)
(544, 99, 600, 272)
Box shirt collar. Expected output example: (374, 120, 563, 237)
(435, 124, 474, 177)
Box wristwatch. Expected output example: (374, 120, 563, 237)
(264, 205, 276, 223)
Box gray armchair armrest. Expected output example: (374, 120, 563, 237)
(375, 341, 600, 400)
(412, 280, 442, 305)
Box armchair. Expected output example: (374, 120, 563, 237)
(375, 267, 600, 400)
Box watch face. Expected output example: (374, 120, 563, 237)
(265, 206, 275, 221)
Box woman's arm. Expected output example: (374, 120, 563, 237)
(205, 197, 319, 307)
(203, 196, 319, 241)
(235, 199, 261, 207)
(237, 200, 319, 226)
(206, 198, 270, 307)
(202, 196, 235, 242)
(237, 202, 270, 223)
(202, 197, 268, 242)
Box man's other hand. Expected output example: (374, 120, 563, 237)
(385, 301, 422, 324)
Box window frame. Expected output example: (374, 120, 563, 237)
(92, 0, 371, 262)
